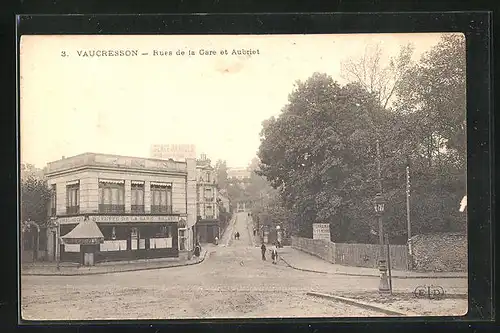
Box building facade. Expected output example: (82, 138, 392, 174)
(227, 167, 251, 180)
(44, 153, 197, 263)
(195, 154, 219, 244)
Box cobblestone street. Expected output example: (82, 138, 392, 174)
(21, 213, 465, 320)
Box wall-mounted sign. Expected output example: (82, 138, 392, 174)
(58, 215, 180, 225)
(150, 144, 196, 161)
(313, 223, 331, 241)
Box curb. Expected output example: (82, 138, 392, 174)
(306, 292, 419, 316)
(21, 249, 211, 277)
(280, 256, 467, 279)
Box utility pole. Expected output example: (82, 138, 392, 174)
(376, 139, 384, 250)
(406, 163, 412, 246)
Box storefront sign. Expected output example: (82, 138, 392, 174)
(313, 223, 331, 241)
(58, 215, 180, 225)
(150, 144, 196, 160)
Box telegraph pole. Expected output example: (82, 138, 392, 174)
(406, 163, 412, 244)
(376, 139, 384, 250)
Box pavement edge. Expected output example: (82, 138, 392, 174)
(22, 248, 212, 277)
(280, 254, 466, 279)
(306, 291, 419, 317)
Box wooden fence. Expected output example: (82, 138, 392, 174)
(292, 236, 409, 270)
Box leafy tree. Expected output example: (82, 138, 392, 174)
(214, 159, 229, 190)
(258, 73, 386, 241)
(21, 164, 52, 226)
(258, 34, 466, 243)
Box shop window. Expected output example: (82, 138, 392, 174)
(98, 180, 125, 213)
(66, 181, 79, 215)
(151, 183, 172, 214)
(160, 225, 172, 238)
(131, 181, 145, 213)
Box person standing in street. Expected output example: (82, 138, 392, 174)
(260, 242, 267, 261)
(271, 244, 278, 264)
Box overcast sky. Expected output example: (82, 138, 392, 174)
(20, 33, 445, 169)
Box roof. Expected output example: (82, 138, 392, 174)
(61, 219, 104, 244)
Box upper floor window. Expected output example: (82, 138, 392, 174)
(99, 179, 125, 214)
(151, 182, 172, 214)
(131, 181, 145, 213)
(66, 181, 80, 215)
(206, 205, 214, 219)
(206, 172, 211, 183)
(50, 184, 57, 216)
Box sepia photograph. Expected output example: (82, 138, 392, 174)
(19, 33, 467, 320)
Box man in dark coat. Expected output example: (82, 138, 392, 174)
(260, 242, 267, 260)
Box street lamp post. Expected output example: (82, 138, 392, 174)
(374, 192, 390, 293)
(374, 138, 390, 294)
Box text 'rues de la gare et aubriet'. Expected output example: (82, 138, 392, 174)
(71, 48, 260, 58)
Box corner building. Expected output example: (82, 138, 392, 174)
(45, 153, 197, 263)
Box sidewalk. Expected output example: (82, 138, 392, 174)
(21, 247, 211, 276)
(279, 247, 467, 279)
(219, 215, 237, 247)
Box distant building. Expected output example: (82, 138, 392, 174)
(195, 154, 219, 244)
(227, 167, 251, 180)
(44, 152, 197, 264)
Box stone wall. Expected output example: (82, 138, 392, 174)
(410, 233, 467, 272)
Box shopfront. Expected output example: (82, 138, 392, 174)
(59, 214, 181, 263)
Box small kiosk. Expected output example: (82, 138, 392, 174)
(61, 216, 104, 266)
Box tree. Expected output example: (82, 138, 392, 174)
(21, 165, 52, 226)
(394, 34, 466, 169)
(341, 42, 415, 109)
(258, 73, 386, 241)
(214, 159, 229, 190)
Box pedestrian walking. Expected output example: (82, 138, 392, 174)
(214, 236, 218, 245)
(194, 241, 201, 257)
(260, 242, 267, 261)
(271, 244, 278, 264)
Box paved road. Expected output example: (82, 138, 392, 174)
(21, 213, 388, 320)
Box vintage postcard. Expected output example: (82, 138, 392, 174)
(19, 33, 467, 320)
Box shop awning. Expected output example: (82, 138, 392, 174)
(61, 219, 105, 245)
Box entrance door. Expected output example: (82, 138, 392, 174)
(207, 226, 214, 243)
(131, 228, 138, 250)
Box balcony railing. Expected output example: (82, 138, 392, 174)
(151, 205, 173, 214)
(131, 205, 145, 214)
(66, 206, 79, 215)
(99, 204, 125, 214)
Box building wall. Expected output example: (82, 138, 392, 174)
(195, 164, 218, 220)
(47, 170, 188, 215)
(185, 158, 197, 251)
